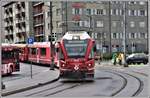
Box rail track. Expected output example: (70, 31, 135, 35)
(5, 68, 147, 97)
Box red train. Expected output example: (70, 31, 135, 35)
(56, 31, 96, 80)
(2, 44, 20, 75)
(12, 42, 58, 67)
(12, 44, 28, 62)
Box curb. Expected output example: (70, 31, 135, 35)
(2, 77, 59, 96)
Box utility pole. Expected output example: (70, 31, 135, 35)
(65, 1, 68, 33)
(123, 1, 128, 67)
(49, 1, 54, 70)
(108, 1, 112, 55)
(147, 1, 149, 54)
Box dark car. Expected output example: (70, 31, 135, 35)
(126, 53, 148, 65)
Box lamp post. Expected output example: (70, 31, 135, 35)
(123, 2, 128, 67)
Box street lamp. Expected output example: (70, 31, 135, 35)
(123, 1, 128, 67)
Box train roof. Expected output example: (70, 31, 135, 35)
(2, 43, 16, 51)
(11, 44, 27, 47)
(28, 42, 51, 47)
(62, 31, 91, 40)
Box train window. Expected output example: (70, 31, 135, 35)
(59, 49, 64, 60)
(40, 48, 46, 56)
(89, 47, 94, 59)
(30, 48, 36, 55)
(2, 51, 14, 59)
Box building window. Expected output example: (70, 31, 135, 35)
(86, 9, 91, 15)
(93, 32, 97, 39)
(131, 33, 135, 38)
(74, 21, 80, 27)
(103, 33, 107, 39)
(56, 8, 61, 16)
(112, 21, 117, 27)
(94, 33, 97, 39)
(56, 21, 59, 28)
(139, 1, 145, 5)
(96, 21, 103, 27)
(139, 10, 146, 16)
(119, 33, 123, 39)
(112, 9, 116, 15)
(84, 21, 90, 27)
(139, 21, 145, 28)
(129, 1, 136, 4)
(129, 10, 136, 16)
(120, 9, 124, 15)
(130, 21, 135, 27)
(97, 9, 103, 15)
(79, 21, 83, 27)
(112, 33, 117, 39)
(140, 33, 145, 38)
(72, 8, 81, 15)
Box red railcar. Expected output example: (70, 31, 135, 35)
(11, 44, 28, 62)
(28, 42, 54, 65)
(57, 31, 96, 80)
(1, 44, 20, 75)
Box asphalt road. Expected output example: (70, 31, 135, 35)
(4, 63, 148, 97)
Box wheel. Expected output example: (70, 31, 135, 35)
(143, 61, 147, 64)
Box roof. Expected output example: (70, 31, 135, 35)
(11, 44, 27, 48)
(28, 42, 51, 48)
(62, 31, 91, 40)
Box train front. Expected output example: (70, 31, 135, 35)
(58, 31, 96, 81)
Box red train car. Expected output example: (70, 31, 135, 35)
(11, 44, 28, 62)
(56, 31, 96, 80)
(28, 42, 53, 65)
(2, 44, 20, 75)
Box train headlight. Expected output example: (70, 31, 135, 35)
(74, 65, 79, 70)
(88, 64, 91, 66)
(62, 64, 65, 67)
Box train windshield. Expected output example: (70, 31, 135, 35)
(64, 40, 88, 58)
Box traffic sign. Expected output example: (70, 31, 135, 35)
(27, 37, 34, 44)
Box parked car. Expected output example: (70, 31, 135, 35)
(126, 53, 148, 65)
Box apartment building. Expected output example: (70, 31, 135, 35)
(2, 1, 148, 54)
(3, 1, 33, 43)
(61, 1, 148, 54)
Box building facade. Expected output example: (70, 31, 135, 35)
(2, 1, 148, 54)
(61, 1, 148, 54)
(3, 1, 33, 43)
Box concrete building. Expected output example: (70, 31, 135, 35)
(32, 1, 63, 42)
(61, 1, 148, 54)
(3, 1, 33, 43)
(2, 1, 148, 54)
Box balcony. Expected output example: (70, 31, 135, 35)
(33, 12, 43, 17)
(5, 26, 13, 31)
(16, 3, 21, 10)
(34, 22, 44, 27)
(21, 2, 25, 8)
(33, 2, 44, 7)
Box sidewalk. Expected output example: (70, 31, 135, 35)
(2, 69, 59, 96)
(95, 60, 113, 66)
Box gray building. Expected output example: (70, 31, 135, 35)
(2, 1, 33, 43)
(61, 1, 148, 54)
(2, 1, 148, 54)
